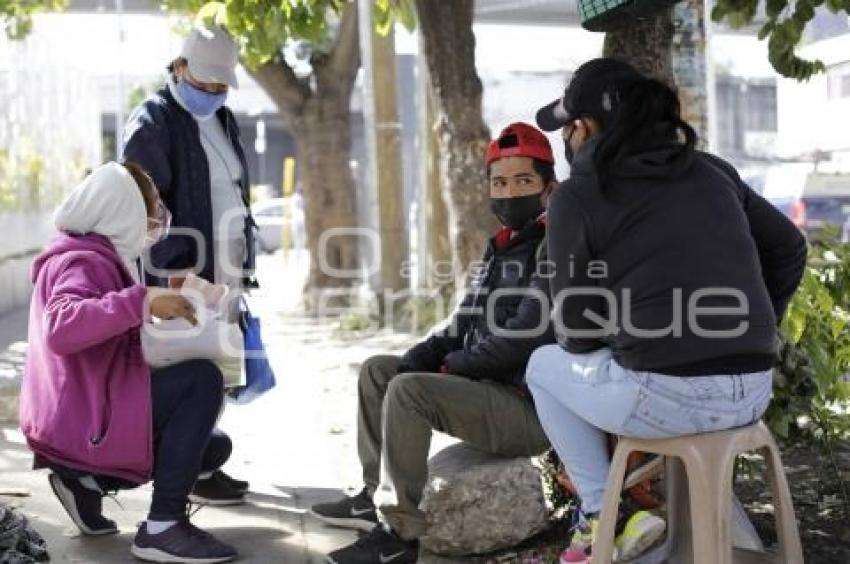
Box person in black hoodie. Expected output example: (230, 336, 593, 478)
(526, 58, 807, 563)
(315, 123, 557, 564)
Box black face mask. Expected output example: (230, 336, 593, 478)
(490, 194, 544, 231)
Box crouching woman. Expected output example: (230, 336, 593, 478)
(20, 162, 237, 564)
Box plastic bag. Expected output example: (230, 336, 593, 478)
(141, 276, 244, 387)
(229, 300, 276, 404)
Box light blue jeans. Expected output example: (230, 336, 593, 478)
(526, 345, 773, 514)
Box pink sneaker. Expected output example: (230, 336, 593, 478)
(559, 545, 592, 564)
(559, 516, 596, 564)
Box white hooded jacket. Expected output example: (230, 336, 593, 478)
(53, 162, 147, 284)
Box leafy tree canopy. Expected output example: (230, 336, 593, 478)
(0, 0, 67, 39)
(4, 0, 846, 81)
(712, 0, 850, 80)
(162, 0, 415, 68)
(1, 0, 414, 67)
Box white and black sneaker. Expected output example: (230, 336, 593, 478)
(131, 520, 237, 563)
(326, 525, 418, 564)
(47, 473, 118, 536)
(310, 487, 378, 532)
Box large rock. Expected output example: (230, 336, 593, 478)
(421, 442, 549, 556)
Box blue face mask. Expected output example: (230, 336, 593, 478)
(178, 79, 227, 119)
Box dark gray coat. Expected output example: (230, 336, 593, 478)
(122, 86, 256, 285)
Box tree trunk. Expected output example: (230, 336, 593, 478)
(672, 0, 712, 149)
(293, 103, 359, 304)
(248, 3, 361, 310)
(359, 0, 407, 298)
(604, 2, 712, 149)
(415, 0, 495, 290)
(424, 82, 451, 292)
(603, 8, 676, 86)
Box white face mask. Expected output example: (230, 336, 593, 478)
(144, 197, 172, 250)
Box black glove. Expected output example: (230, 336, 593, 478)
(442, 350, 479, 380)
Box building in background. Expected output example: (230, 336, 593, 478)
(7, 5, 847, 310)
(776, 32, 850, 165)
(715, 74, 778, 165)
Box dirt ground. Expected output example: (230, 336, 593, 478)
(735, 437, 850, 564)
(469, 437, 850, 563)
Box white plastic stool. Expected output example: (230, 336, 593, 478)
(591, 422, 804, 564)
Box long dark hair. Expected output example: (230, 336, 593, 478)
(592, 77, 697, 190)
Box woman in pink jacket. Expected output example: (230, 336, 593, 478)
(20, 162, 237, 563)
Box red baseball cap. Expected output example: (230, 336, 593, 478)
(485, 122, 555, 167)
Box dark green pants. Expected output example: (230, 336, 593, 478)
(357, 354, 550, 540)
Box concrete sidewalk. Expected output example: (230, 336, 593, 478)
(0, 306, 28, 423)
(0, 253, 448, 563)
(0, 305, 28, 353)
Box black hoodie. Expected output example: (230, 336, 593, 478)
(401, 220, 555, 387)
(547, 137, 807, 376)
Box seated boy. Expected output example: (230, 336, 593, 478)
(314, 123, 558, 564)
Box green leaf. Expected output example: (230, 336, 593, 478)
(226, 1, 245, 29)
(815, 287, 834, 313)
(767, 0, 790, 16)
(375, 7, 393, 36)
(1, 0, 68, 40)
(793, 1, 816, 24)
(710, 4, 726, 23)
(836, 381, 850, 401)
(787, 311, 807, 342)
(771, 412, 791, 438)
(196, 1, 227, 27)
(727, 10, 752, 28)
(395, 0, 417, 31)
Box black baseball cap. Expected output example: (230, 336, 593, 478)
(536, 58, 643, 132)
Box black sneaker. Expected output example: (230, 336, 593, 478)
(310, 487, 378, 532)
(214, 470, 249, 493)
(189, 473, 246, 506)
(47, 473, 118, 536)
(326, 525, 418, 564)
(131, 520, 237, 563)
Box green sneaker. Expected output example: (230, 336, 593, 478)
(559, 510, 665, 563)
(614, 510, 666, 560)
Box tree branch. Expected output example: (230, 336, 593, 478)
(327, 1, 361, 86)
(247, 54, 310, 123)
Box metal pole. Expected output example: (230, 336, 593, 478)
(358, 0, 407, 298)
(114, 0, 125, 158)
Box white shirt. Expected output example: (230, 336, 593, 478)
(196, 115, 247, 242)
(168, 78, 247, 290)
